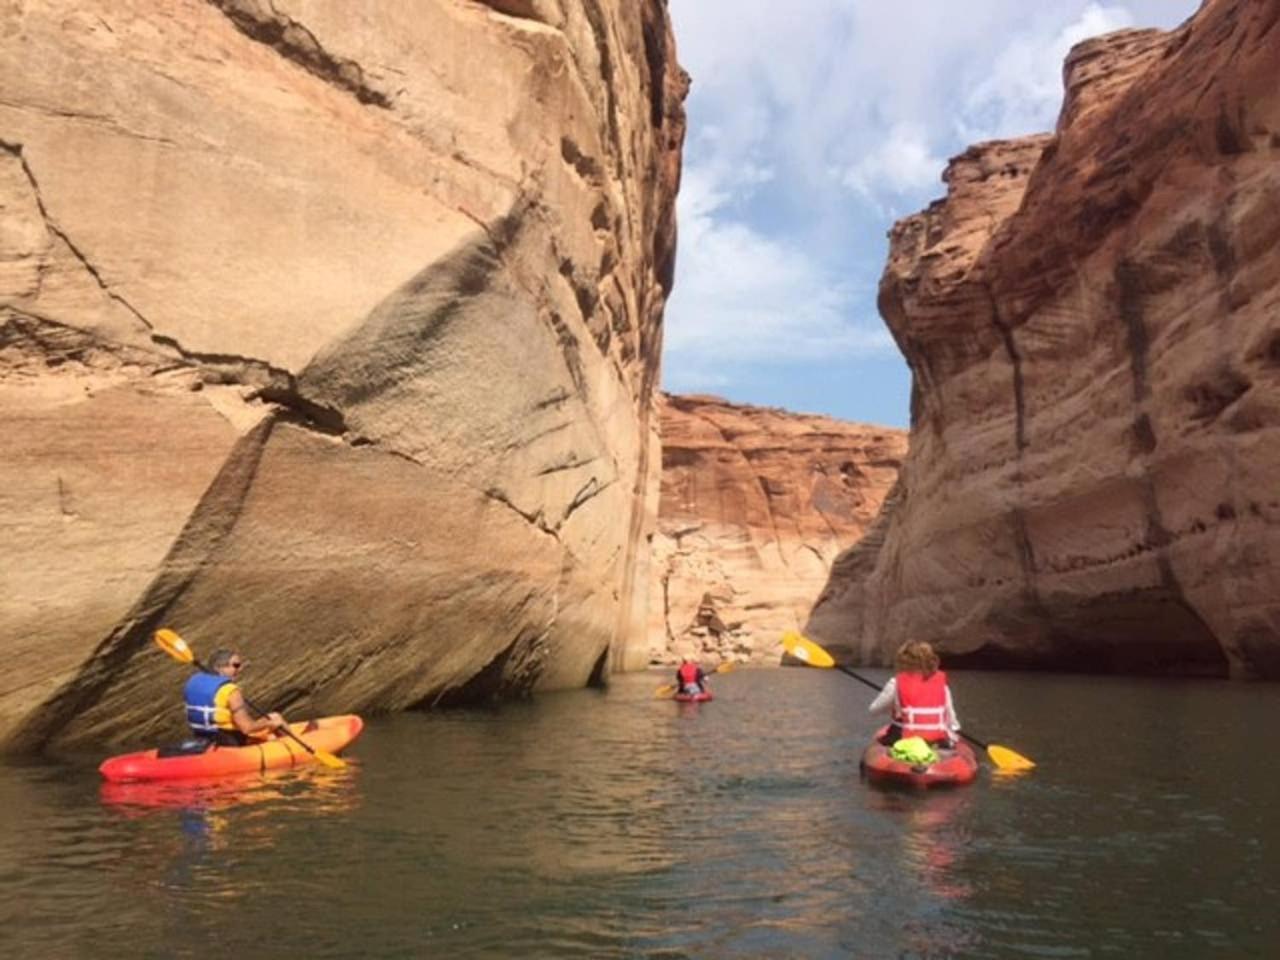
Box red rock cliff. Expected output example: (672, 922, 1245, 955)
(0, 0, 687, 748)
(651, 394, 905, 663)
(810, 0, 1280, 678)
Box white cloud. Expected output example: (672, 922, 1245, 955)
(671, 0, 1196, 215)
(837, 123, 947, 206)
(958, 3, 1137, 142)
(663, 166, 894, 382)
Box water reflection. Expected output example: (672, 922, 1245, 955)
(1, 669, 1278, 959)
(373, 701, 683, 884)
(93, 766, 365, 913)
(98, 765, 361, 816)
(866, 788, 975, 899)
(856, 787, 981, 958)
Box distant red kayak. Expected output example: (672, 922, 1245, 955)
(861, 727, 978, 788)
(99, 715, 363, 782)
(673, 690, 713, 702)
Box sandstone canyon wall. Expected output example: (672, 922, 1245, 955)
(810, 0, 1280, 679)
(0, 0, 686, 749)
(650, 394, 905, 664)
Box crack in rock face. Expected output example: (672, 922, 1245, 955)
(206, 0, 394, 107)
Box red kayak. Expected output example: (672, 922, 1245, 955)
(861, 727, 978, 788)
(673, 690, 713, 702)
(99, 715, 363, 782)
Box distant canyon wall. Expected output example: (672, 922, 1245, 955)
(809, 0, 1280, 678)
(650, 394, 905, 664)
(0, 0, 686, 749)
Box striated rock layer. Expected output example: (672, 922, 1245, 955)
(0, 0, 687, 749)
(650, 394, 905, 664)
(810, 0, 1280, 678)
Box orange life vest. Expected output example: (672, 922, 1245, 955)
(895, 670, 951, 742)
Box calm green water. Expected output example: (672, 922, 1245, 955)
(2, 667, 1278, 958)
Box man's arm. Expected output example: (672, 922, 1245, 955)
(226, 688, 285, 735)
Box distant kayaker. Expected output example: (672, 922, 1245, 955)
(184, 649, 286, 746)
(868, 641, 960, 748)
(676, 657, 708, 696)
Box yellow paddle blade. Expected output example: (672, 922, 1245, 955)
(988, 744, 1036, 772)
(154, 628, 195, 664)
(313, 749, 347, 770)
(715, 661, 736, 674)
(781, 630, 835, 668)
(275, 724, 348, 770)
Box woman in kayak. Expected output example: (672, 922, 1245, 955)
(868, 641, 960, 748)
(184, 648, 286, 746)
(675, 657, 708, 696)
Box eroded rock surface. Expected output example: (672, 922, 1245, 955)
(809, 0, 1280, 678)
(650, 394, 905, 664)
(0, 0, 686, 748)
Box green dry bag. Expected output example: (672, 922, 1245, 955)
(890, 736, 938, 766)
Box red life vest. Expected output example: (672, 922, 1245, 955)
(895, 670, 950, 742)
(678, 662, 701, 686)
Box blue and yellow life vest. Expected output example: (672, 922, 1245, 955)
(183, 673, 239, 735)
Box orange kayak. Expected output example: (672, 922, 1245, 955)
(99, 715, 363, 782)
(860, 727, 978, 788)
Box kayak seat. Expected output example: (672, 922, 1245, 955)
(157, 739, 214, 758)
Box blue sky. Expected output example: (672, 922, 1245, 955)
(662, 1, 1201, 427)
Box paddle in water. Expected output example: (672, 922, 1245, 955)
(154, 628, 346, 769)
(781, 631, 1035, 772)
(654, 661, 736, 698)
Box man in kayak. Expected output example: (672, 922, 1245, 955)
(868, 641, 960, 748)
(675, 657, 708, 696)
(184, 649, 286, 746)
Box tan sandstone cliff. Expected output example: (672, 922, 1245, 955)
(809, 0, 1280, 679)
(650, 394, 905, 664)
(0, 0, 687, 749)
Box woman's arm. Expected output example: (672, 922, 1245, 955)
(868, 676, 897, 714)
(945, 687, 961, 731)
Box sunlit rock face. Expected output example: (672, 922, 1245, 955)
(0, 0, 687, 748)
(649, 394, 906, 664)
(809, 0, 1280, 679)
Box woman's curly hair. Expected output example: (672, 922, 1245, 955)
(894, 640, 940, 677)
